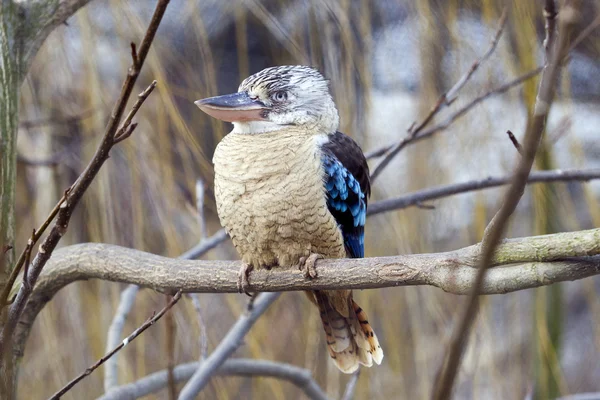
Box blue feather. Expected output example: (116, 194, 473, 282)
(322, 154, 367, 258)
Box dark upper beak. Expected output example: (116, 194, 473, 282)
(194, 92, 267, 122)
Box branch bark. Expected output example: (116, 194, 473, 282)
(11, 228, 600, 364)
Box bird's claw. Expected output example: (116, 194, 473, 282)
(298, 253, 322, 279)
(237, 263, 254, 296)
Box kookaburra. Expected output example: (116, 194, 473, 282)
(195, 65, 383, 373)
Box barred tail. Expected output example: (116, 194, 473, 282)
(312, 290, 383, 374)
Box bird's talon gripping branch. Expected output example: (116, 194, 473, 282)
(298, 253, 322, 279)
(237, 263, 254, 296)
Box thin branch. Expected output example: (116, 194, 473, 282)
(104, 285, 140, 392)
(178, 293, 281, 400)
(113, 79, 157, 143)
(98, 359, 330, 400)
(165, 294, 177, 400)
(365, 6, 600, 165)
(446, 7, 508, 102)
(188, 294, 208, 361)
(569, 13, 600, 51)
(555, 392, 600, 400)
(112, 123, 138, 145)
(196, 179, 208, 241)
(543, 0, 558, 61)
(506, 130, 523, 154)
(341, 370, 360, 400)
(0, 187, 72, 308)
(179, 229, 228, 260)
(20, 230, 35, 293)
(364, 67, 543, 161)
(0, 0, 170, 357)
(49, 290, 182, 400)
(369, 9, 508, 181)
(367, 168, 600, 217)
(432, 3, 581, 398)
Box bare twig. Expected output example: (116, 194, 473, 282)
(432, 3, 581, 399)
(446, 8, 508, 102)
(506, 130, 523, 154)
(104, 285, 140, 392)
(179, 229, 228, 260)
(0, 187, 72, 308)
(367, 168, 600, 216)
(364, 67, 543, 161)
(20, 231, 35, 293)
(366, 7, 600, 165)
(569, 13, 600, 51)
(555, 392, 600, 400)
(166, 294, 177, 400)
(369, 9, 508, 181)
(188, 294, 208, 361)
(130, 42, 139, 68)
(0, 0, 170, 361)
(178, 293, 282, 400)
(341, 370, 360, 400)
(112, 123, 138, 145)
(49, 290, 182, 400)
(543, 0, 558, 61)
(113, 80, 157, 143)
(98, 359, 330, 400)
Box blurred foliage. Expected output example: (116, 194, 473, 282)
(13, 0, 600, 399)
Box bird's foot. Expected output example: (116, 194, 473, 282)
(237, 262, 254, 296)
(298, 253, 323, 279)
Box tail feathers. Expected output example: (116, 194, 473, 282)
(352, 300, 384, 365)
(314, 291, 384, 374)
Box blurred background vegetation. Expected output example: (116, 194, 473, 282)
(13, 0, 600, 398)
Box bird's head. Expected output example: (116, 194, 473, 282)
(195, 65, 339, 134)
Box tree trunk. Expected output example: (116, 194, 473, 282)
(0, 2, 24, 395)
(0, 1, 93, 397)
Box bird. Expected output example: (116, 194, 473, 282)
(195, 65, 383, 374)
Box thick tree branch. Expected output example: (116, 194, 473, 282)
(98, 359, 330, 400)
(11, 228, 600, 363)
(129, 167, 600, 270)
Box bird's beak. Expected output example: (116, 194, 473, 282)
(194, 92, 267, 122)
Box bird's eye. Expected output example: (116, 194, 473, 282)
(272, 91, 288, 102)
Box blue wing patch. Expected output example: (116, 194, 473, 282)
(322, 155, 367, 258)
